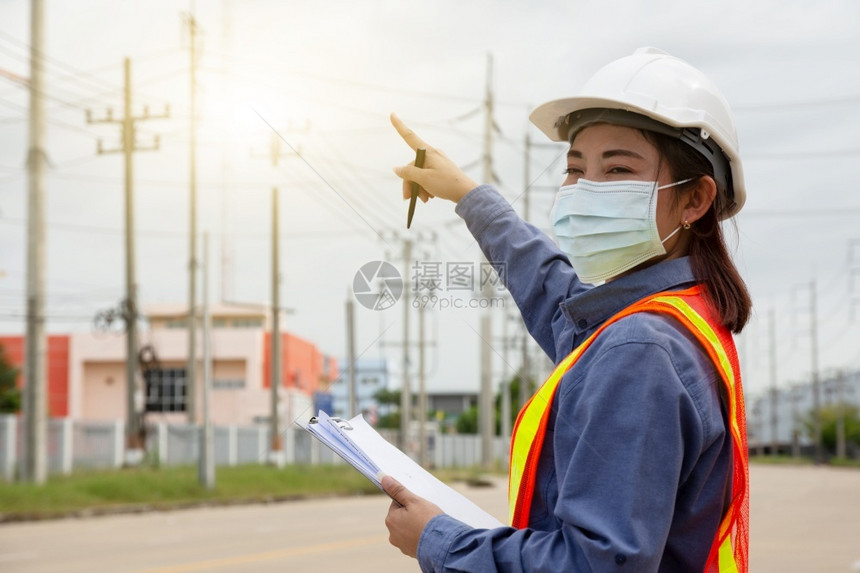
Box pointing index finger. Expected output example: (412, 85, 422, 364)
(391, 113, 430, 151)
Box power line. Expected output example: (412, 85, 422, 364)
(0, 31, 176, 108)
(0, 96, 104, 139)
(0, 311, 99, 322)
(199, 56, 482, 106)
(734, 93, 860, 112)
(740, 207, 860, 218)
(745, 149, 860, 160)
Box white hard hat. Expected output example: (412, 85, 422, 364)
(530, 47, 745, 218)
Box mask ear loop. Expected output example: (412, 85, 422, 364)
(660, 223, 684, 245)
(656, 177, 695, 190)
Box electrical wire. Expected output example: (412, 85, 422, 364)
(0, 214, 366, 241)
(0, 31, 177, 109)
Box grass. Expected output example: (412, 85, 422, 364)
(0, 464, 381, 521)
(827, 457, 860, 468)
(748, 455, 814, 466)
(9, 458, 854, 522)
(749, 454, 860, 468)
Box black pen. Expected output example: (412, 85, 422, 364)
(406, 148, 426, 229)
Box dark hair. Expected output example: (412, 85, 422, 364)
(643, 131, 752, 334)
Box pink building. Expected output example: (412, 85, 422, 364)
(0, 304, 337, 427)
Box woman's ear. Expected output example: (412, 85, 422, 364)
(682, 176, 717, 224)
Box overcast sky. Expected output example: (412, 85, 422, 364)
(1, 0, 860, 407)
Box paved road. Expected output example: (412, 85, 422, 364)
(0, 464, 858, 572)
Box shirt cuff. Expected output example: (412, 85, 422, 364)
(417, 514, 473, 572)
(454, 185, 515, 239)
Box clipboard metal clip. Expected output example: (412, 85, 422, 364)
(308, 415, 353, 430)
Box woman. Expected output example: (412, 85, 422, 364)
(385, 48, 750, 572)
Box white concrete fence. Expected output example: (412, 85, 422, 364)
(0, 415, 508, 481)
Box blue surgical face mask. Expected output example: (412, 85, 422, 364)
(550, 178, 692, 284)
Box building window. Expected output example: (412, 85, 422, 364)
(213, 378, 245, 390)
(361, 376, 379, 386)
(165, 318, 187, 329)
(144, 368, 187, 412)
(233, 318, 263, 328)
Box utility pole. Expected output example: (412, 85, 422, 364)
(790, 382, 801, 459)
(87, 58, 167, 466)
(849, 239, 860, 321)
(270, 185, 284, 466)
(500, 306, 513, 461)
(23, 0, 47, 484)
(836, 370, 846, 459)
(519, 130, 531, 413)
(418, 297, 428, 467)
(346, 295, 357, 417)
(185, 11, 199, 426)
(219, 0, 235, 303)
(401, 238, 413, 452)
(769, 309, 779, 457)
(252, 131, 296, 467)
(479, 53, 495, 470)
(809, 279, 822, 462)
(199, 232, 215, 488)
(518, 129, 536, 413)
(380, 232, 435, 460)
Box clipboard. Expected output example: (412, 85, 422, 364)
(305, 411, 503, 530)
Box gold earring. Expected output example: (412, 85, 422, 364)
(682, 220, 691, 230)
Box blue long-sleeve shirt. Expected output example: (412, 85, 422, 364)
(416, 185, 732, 572)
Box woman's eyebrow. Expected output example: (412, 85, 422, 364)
(566, 149, 646, 160)
(602, 149, 646, 160)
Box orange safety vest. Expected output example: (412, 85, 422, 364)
(508, 286, 749, 573)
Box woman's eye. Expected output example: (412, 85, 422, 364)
(563, 167, 583, 175)
(608, 166, 631, 174)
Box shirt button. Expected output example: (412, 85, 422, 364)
(615, 553, 627, 565)
(577, 318, 588, 329)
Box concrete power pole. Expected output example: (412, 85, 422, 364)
(836, 370, 846, 459)
(519, 129, 532, 413)
(346, 295, 357, 417)
(400, 238, 413, 452)
(185, 11, 199, 425)
(479, 53, 495, 470)
(87, 58, 166, 466)
(219, 0, 235, 303)
(251, 132, 295, 467)
(269, 186, 284, 467)
(500, 307, 512, 456)
(23, 0, 47, 484)
(199, 232, 215, 488)
(418, 296, 427, 467)
(769, 309, 778, 457)
(809, 279, 822, 462)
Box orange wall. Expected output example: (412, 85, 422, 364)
(262, 333, 337, 394)
(0, 335, 70, 417)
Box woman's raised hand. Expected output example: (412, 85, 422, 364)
(391, 113, 478, 204)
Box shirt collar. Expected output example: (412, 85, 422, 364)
(561, 257, 699, 335)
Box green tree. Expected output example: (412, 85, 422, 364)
(0, 343, 21, 413)
(804, 404, 860, 456)
(454, 374, 538, 435)
(373, 387, 401, 429)
(456, 405, 478, 434)
(495, 374, 537, 433)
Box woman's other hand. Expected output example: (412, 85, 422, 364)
(391, 113, 478, 204)
(382, 474, 444, 558)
